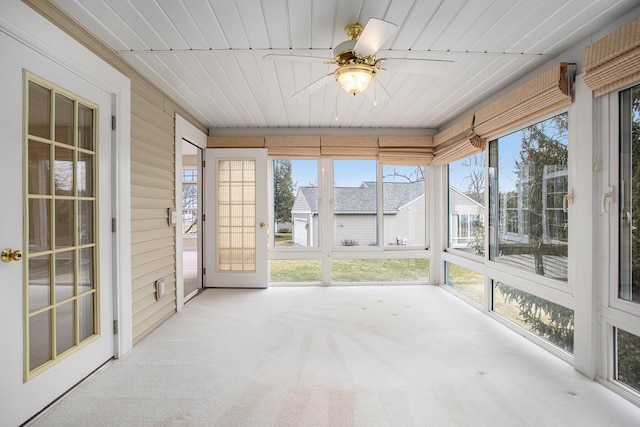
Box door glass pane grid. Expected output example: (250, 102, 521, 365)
(24, 75, 99, 376)
(217, 159, 256, 271)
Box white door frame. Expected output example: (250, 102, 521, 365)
(175, 114, 207, 310)
(0, 2, 132, 358)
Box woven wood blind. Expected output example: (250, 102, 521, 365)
(475, 62, 572, 138)
(583, 16, 640, 96)
(208, 136, 265, 148)
(320, 136, 379, 157)
(431, 115, 484, 166)
(378, 136, 434, 165)
(265, 136, 321, 157)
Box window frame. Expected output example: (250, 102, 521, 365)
(267, 156, 430, 285)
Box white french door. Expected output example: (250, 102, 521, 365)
(0, 31, 114, 426)
(205, 149, 268, 288)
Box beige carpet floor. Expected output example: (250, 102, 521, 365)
(30, 285, 640, 426)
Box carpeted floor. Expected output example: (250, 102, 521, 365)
(30, 286, 640, 426)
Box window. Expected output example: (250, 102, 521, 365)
(445, 262, 484, 304)
(615, 328, 640, 393)
(448, 154, 484, 255)
(493, 281, 574, 353)
(489, 113, 569, 281)
(334, 160, 378, 247)
(382, 165, 426, 247)
(619, 84, 640, 305)
(182, 168, 198, 234)
(269, 158, 429, 285)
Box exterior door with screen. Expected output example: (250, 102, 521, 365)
(205, 149, 268, 288)
(0, 32, 114, 426)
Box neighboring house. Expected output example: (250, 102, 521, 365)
(449, 186, 484, 249)
(292, 181, 425, 247)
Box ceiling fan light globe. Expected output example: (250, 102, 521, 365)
(335, 65, 374, 95)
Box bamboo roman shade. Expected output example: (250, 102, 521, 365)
(265, 136, 321, 157)
(431, 115, 483, 166)
(320, 136, 379, 158)
(475, 62, 572, 138)
(583, 16, 640, 96)
(378, 136, 434, 165)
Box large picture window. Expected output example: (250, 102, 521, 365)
(448, 154, 484, 255)
(489, 113, 569, 281)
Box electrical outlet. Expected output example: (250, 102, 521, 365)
(155, 278, 166, 300)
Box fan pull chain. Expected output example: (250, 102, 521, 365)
(335, 81, 339, 121)
(373, 77, 378, 106)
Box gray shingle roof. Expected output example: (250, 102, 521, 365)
(296, 181, 424, 214)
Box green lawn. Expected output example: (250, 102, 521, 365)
(269, 258, 429, 283)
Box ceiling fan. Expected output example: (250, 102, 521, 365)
(264, 18, 454, 101)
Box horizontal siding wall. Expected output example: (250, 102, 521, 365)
(129, 84, 177, 344)
(26, 1, 208, 345)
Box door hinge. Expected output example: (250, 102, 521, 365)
(202, 160, 206, 168)
(202, 214, 206, 221)
(113, 320, 118, 335)
(112, 218, 117, 232)
(111, 115, 116, 131)
(203, 268, 206, 275)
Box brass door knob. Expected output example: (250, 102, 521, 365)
(2, 248, 23, 263)
(260, 222, 268, 229)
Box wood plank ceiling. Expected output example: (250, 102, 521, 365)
(51, 0, 638, 131)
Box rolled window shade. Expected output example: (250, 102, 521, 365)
(475, 62, 572, 139)
(320, 136, 378, 157)
(265, 136, 320, 157)
(208, 136, 265, 148)
(583, 16, 640, 97)
(378, 136, 434, 165)
(431, 115, 484, 166)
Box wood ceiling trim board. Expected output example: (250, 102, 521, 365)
(77, 0, 149, 51)
(273, 61, 300, 128)
(413, 0, 466, 51)
(174, 53, 236, 126)
(215, 53, 268, 127)
(235, 53, 278, 126)
(147, 53, 222, 119)
(486, 0, 558, 53)
(235, 0, 271, 49)
(126, 0, 181, 50)
(450, 0, 516, 52)
(52, 0, 130, 51)
(196, 53, 251, 127)
(155, 0, 208, 50)
(506, 0, 576, 54)
(209, 0, 251, 48)
(102, 0, 166, 50)
(257, 60, 291, 128)
(261, 0, 290, 48)
(288, 0, 313, 49)
(132, 54, 217, 127)
(468, 0, 535, 53)
(185, 1, 230, 49)
(390, 1, 440, 50)
(311, 0, 338, 49)
(430, 0, 495, 52)
(230, 55, 271, 128)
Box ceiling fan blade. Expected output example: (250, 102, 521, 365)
(380, 58, 454, 75)
(263, 54, 332, 63)
(292, 74, 335, 99)
(365, 78, 391, 104)
(354, 18, 398, 57)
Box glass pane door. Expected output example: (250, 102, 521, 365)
(25, 77, 99, 376)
